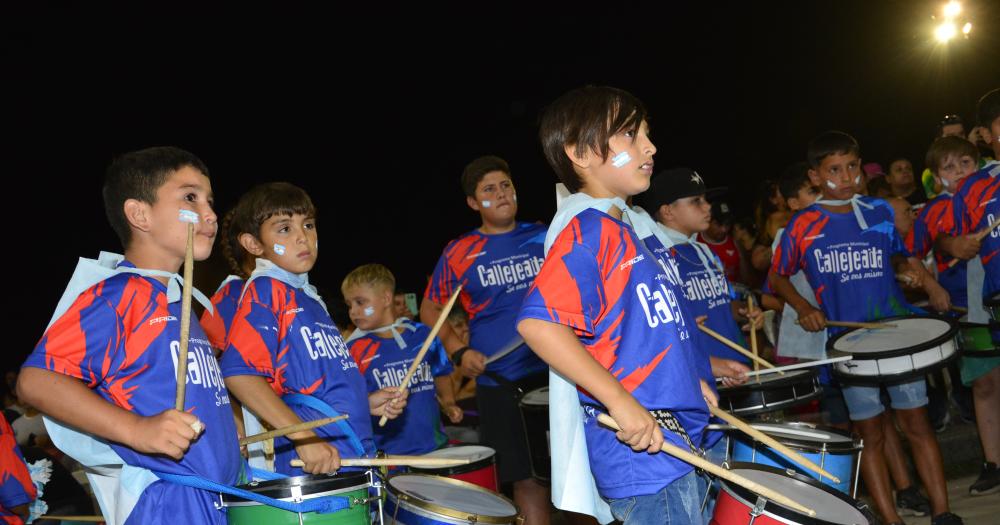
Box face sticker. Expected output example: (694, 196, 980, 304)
(854, 175, 861, 186)
(826, 180, 838, 190)
(273, 243, 286, 255)
(178, 209, 200, 223)
(363, 306, 375, 317)
(611, 151, 632, 168)
(481, 200, 492, 208)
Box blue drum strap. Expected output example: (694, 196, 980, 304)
(282, 393, 367, 457)
(153, 471, 349, 514)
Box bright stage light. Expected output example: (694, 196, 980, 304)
(944, 1, 962, 18)
(935, 22, 958, 42)
(962, 22, 973, 34)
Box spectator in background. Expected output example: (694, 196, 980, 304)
(699, 196, 755, 288)
(887, 156, 928, 206)
(393, 292, 416, 320)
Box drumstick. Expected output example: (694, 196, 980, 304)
(747, 294, 760, 383)
(708, 405, 841, 484)
(794, 319, 896, 330)
(239, 415, 349, 446)
(697, 321, 783, 374)
(37, 517, 105, 523)
(743, 356, 852, 377)
(291, 456, 471, 468)
(595, 413, 815, 517)
(378, 284, 463, 427)
(950, 305, 968, 313)
(484, 336, 525, 365)
(175, 211, 197, 411)
(705, 423, 831, 441)
(946, 215, 1000, 268)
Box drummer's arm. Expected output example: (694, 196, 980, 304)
(517, 318, 664, 453)
(768, 273, 826, 332)
(434, 375, 463, 423)
(898, 255, 951, 312)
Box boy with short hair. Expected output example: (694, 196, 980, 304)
(770, 131, 961, 525)
(342, 263, 462, 456)
(518, 86, 715, 524)
(17, 147, 243, 524)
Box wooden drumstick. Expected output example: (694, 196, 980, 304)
(708, 405, 841, 484)
(747, 295, 760, 383)
(946, 215, 1000, 268)
(378, 284, 463, 427)
(175, 213, 197, 411)
(595, 413, 815, 517)
(950, 305, 968, 313)
(291, 456, 471, 468)
(824, 320, 896, 329)
(37, 517, 105, 523)
(697, 321, 783, 374)
(240, 415, 349, 446)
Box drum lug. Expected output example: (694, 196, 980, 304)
(747, 496, 767, 524)
(515, 516, 525, 525)
(467, 515, 478, 523)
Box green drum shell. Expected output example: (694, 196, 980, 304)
(224, 473, 370, 525)
(959, 322, 1000, 358)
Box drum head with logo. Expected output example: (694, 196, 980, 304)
(388, 474, 518, 522)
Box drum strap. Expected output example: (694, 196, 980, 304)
(582, 404, 703, 456)
(153, 470, 351, 514)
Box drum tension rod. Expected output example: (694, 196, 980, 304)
(749, 496, 767, 524)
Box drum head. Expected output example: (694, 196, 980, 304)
(223, 472, 370, 504)
(721, 463, 873, 525)
(520, 386, 549, 406)
(827, 315, 957, 359)
(411, 444, 496, 475)
(719, 369, 816, 393)
(750, 422, 860, 452)
(388, 474, 517, 522)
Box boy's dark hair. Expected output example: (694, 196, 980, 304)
(228, 182, 316, 248)
(539, 85, 647, 193)
(978, 88, 1000, 128)
(102, 146, 210, 247)
(806, 131, 860, 168)
(926, 136, 980, 175)
(461, 156, 510, 197)
(778, 162, 812, 201)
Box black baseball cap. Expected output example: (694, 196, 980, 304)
(639, 167, 726, 216)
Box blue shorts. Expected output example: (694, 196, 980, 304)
(842, 378, 928, 421)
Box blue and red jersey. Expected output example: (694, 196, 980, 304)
(518, 208, 709, 499)
(907, 194, 968, 308)
(23, 262, 243, 524)
(952, 161, 1000, 299)
(348, 320, 452, 455)
(425, 222, 548, 386)
(220, 275, 373, 474)
(0, 417, 35, 525)
(771, 197, 914, 334)
(200, 277, 244, 352)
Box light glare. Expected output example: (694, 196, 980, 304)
(944, 1, 961, 18)
(935, 22, 957, 42)
(962, 22, 972, 34)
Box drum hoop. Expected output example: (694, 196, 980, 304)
(826, 315, 958, 359)
(747, 425, 861, 452)
(833, 348, 960, 386)
(719, 368, 817, 393)
(386, 473, 518, 523)
(719, 462, 869, 525)
(222, 473, 370, 505)
(983, 293, 1000, 308)
(410, 444, 496, 475)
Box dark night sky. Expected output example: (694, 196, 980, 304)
(5, 1, 999, 368)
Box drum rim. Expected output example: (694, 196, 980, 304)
(826, 315, 958, 359)
(410, 443, 496, 475)
(386, 473, 519, 523)
(718, 374, 822, 416)
(719, 462, 873, 525)
(983, 293, 1000, 308)
(519, 386, 549, 407)
(222, 472, 370, 504)
(740, 422, 862, 452)
(832, 348, 960, 385)
(718, 368, 818, 393)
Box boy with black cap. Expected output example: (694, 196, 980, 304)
(697, 197, 751, 287)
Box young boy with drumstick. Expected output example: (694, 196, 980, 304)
(17, 147, 244, 524)
(518, 85, 717, 524)
(219, 182, 407, 476)
(342, 263, 462, 456)
(770, 131, 962, 525)
(936, 87, 1000, 496)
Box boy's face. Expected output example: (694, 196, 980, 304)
(889, 198, 915, 237)
(250, 213, 318, 274)
(887, 159, 914, 187)
(936, 154, 977, 191)
(574, 120, 656, 199)
(787, 184, 820, 211)
(989, 115, 1000, 157)
(142, 166, 217, 262)
(467, 171, 517, 223)
(393, 294, 412, 319)
(809, 152, 862, 201)
(345, 284, 393, 330)
(663, 194, 711, 235)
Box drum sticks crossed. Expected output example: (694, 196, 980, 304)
(696, 320, 783, 374)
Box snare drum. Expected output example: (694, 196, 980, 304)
(408, 444, 498, 491)
(711, 463, 875, 525)
(827, 315, 959, 385)
(730, 422, 862, 497)
(384, 474, 521, 524)
(223, 472, 371, 525)
(518, 386, 550, 481)
(958, 322, 1000, 358)
(717, 369, 821, 416)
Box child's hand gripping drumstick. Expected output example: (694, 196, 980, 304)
(946, 214, 1000, 268)
(378, 285, 463, 427)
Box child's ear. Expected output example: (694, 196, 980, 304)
(466, 195, 481, 212)
(564, 143, 592, 170)
(656, 203, 671, 223)
(787, 197, 800, 211)
(807, 168, 822, 187)
(123, 199, 152, 232)
(239, 233, 265, 257)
